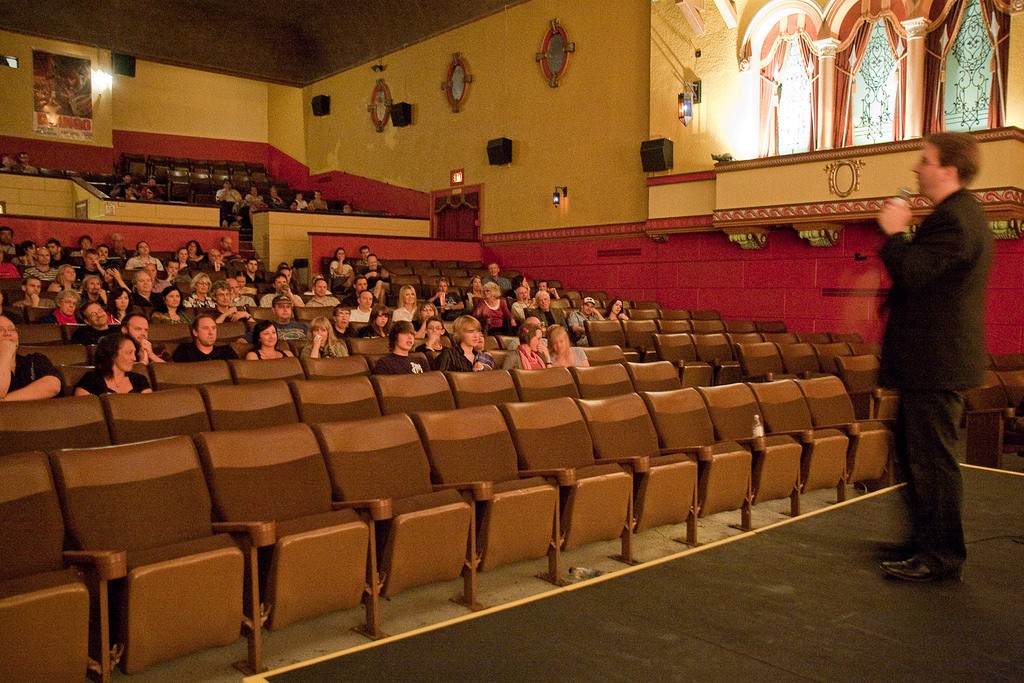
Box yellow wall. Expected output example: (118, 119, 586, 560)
(268, 84, 307, 165)
(1008, 14, 1024, 128)
(112, 61, 268, 141)
(0, 29, 113, 148)
(0, 173, 75, 218)
(302, 0, 650, 234)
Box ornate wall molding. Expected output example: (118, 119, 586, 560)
(481, 221, 645, 245)
(724, 227, 769, 250)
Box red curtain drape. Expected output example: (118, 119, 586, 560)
(832, 21, 873, 148)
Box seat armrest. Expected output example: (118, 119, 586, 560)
(64, 550, 127, 581)
(333, 497, 393, 520)
(657, 446, 706, 461)
(521, 468, 576, 486)
(769, 428, 814, 443)
(594, 455, 651, 473)
(734, 435, 766, 452)
(434, 481, 494, 501)
(212, 521, 276, 547)
(815, 421, 861, 436)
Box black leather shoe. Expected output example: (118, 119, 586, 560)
(880, 556, 962, 583)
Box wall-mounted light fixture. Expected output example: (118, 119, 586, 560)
(677, 80, 702, 126)
(3, 55, 18, 69)
(552, 186, 568, 206)
(92, 69, 113, 90)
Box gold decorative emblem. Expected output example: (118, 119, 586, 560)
(367, 79, 392, 133)
(535, 19, 575, 88)
(824, 159, 864, 198)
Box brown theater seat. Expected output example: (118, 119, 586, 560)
(50, 437, 258, 674)
(201, 380, 299, 431)
(150, 360, 232, 391)
(511, 367, 580, 402)
(413, 406, 561, 581)
(229, 357, 304, 383)
(570, 364, 634, 399)
(0, 394, 110, 456)
(102, 387, 211, 444)
(301, 355, 370, 379)
(289, 376, 382, 424)
(314, 415, 476, 604)
(692, 333, 742, 385)
(625, 360, 681, 393)
(445, 369, 519, 408)
(371, 372, 455, 415)
(196, 424, 381, 636)
(0, 452, 95, 682)
(652, 333, 714, 387)
(735, 342, 795, 383)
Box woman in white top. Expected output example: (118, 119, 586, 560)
(391, 285, 418, 322)
(184, 272, 215, 309)
(548, 325, 589, 368)
(124, 241, 165, 271)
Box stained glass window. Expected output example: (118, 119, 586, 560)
(944, 0, 992, 131)
(852, 21, 896, 145)
(776, 40, 812, 155)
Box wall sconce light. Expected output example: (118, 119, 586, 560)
(678, 80, 702, 126)
(552, 186, 568, 206)
(92, 69, 113, 90)
(3, 55, 18, 69)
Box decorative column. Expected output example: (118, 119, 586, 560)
(814, 39, 839, 150)
(902, 18, 929, 139)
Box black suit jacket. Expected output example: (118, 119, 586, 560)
(878, 189, 992, 391)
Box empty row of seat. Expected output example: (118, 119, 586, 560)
(0, 374, 892, 678)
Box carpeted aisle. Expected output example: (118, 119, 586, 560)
(262, 466, 1024, 682)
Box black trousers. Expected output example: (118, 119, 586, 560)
(894, 390, 967, 572)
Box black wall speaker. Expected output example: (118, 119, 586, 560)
(311, 95, 331, 117)
(487, 137, 513, 165)
(391, 102, 412, 127)
(111, 53, 136, 77)
(640, 138, 674, 172)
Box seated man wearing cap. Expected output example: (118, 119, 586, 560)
(0, 315, 62, 400)
(270, 294, 308, 341)
(372, 321, 426, 375)
(566, 296, 604, 346)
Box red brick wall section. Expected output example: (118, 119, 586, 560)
(484, 225, 1024, 353)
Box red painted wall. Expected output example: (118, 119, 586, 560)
(310, 232, 481, 277)
(484, 225, 1024, 353)
(0, 135, 114, 174)
(0, 216, 235, 254)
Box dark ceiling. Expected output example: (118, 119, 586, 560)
(0, 0, 529, 86)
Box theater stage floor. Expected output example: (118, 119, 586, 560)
(121, 463, 1023, 682)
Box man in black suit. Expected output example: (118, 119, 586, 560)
(875, 133, 993, 582)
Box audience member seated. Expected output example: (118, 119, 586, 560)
(13, 240, 37, 268)
(306, 277, 340, 307)
(270, 295, 308, 341)
(537, 280, 560, 300)
(0, 315, 62, 400)
(106, 286, 132, 325)
(124, 240, 165, 271)
(216, 180, 242, 227)
(301, 317, 349, 358)
(109, 173, 135, 198)
(95, 243, 113, 268)
(428, 277, 464, 321)
(605, 298, 630, 321)
(502, 323, 550, 370)
(184, 240, 206, 268)
(0, 249, 18, 279)
(328, 247, 354, 294)
(566, 297, 603, 346)
(204, 247, 230, 276)
(414, 302, 438, 338)
(267, 185, 287, 209)
(331, 305, 355, 338)
(171, 313, 238, 362)
(121, 313, 167, 364)
(73, 300, 116, 344)
(510, 285, 534, 325)
(23, 248, 57, 283)
(9, 275, 55, 315)
(293, 192, 309, 211)
(171, 247, 190, 272)
(241, 257, 264, 292)
(210, 280, 251, 323)
(230, 275, 257, 308)
(372, 321, 425, 374)
(129, 269, 159, 317)
(40, 289, 81, 324)
(464, 275, 485, 310)
(482, 262, 512, 296)
(392, 285, 418, 322)
(0, 226, 14, 256)
(106, 233, 128, 266)
(436, 315, 492, 372)
(150, 286, 192, 325)
(46, 239, 73, 268)
(358, 306, 391, 338)
(526, 290, 566, 331)
(245, 319, 294, 360)
(342, 275, 370, 307)
(350, 290, 375, 323)
(259, 272, 304, 308)
(47, 264, 77, 294)
(474, 282, 514, 335)
(353, 245, 371, 274)
(153, 260, 181, 294)
(75, 248, 105, 283)
(184, 272, 215, 309)
(219, 236, 243, 262)
(415, 317, 446, 353)
(74, 333, 152, 395)
(548, 325, 589, 367)
(363, 254, 390, 303)
(307, 190, 328, 212)
(142, 176, 166, 200)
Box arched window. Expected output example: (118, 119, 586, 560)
(776, 39, 813, 155)
(943, 0, 992, 131)
(851, 21, 897, 145)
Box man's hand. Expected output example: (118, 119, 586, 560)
(878, 197, 912, 236)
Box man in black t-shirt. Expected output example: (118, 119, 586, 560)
(71, 301, 117, 345)
(373, 321, 425, 375)
(171, 313, 239, 362)
(0, 315, 62, 400)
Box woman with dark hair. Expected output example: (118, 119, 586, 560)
(173, 246, 190, 271)
(358, 305, 391, 338)
(245, 319, 294, 360)
(436, 315, 492, 372)
(605, 298, 630, 322)
(105, 286, 132, 325)
(74, 333, 152, 395)
(502, 323, 550, 370)
(184, 239, 206, 267)
(150, 286, 192, 324)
